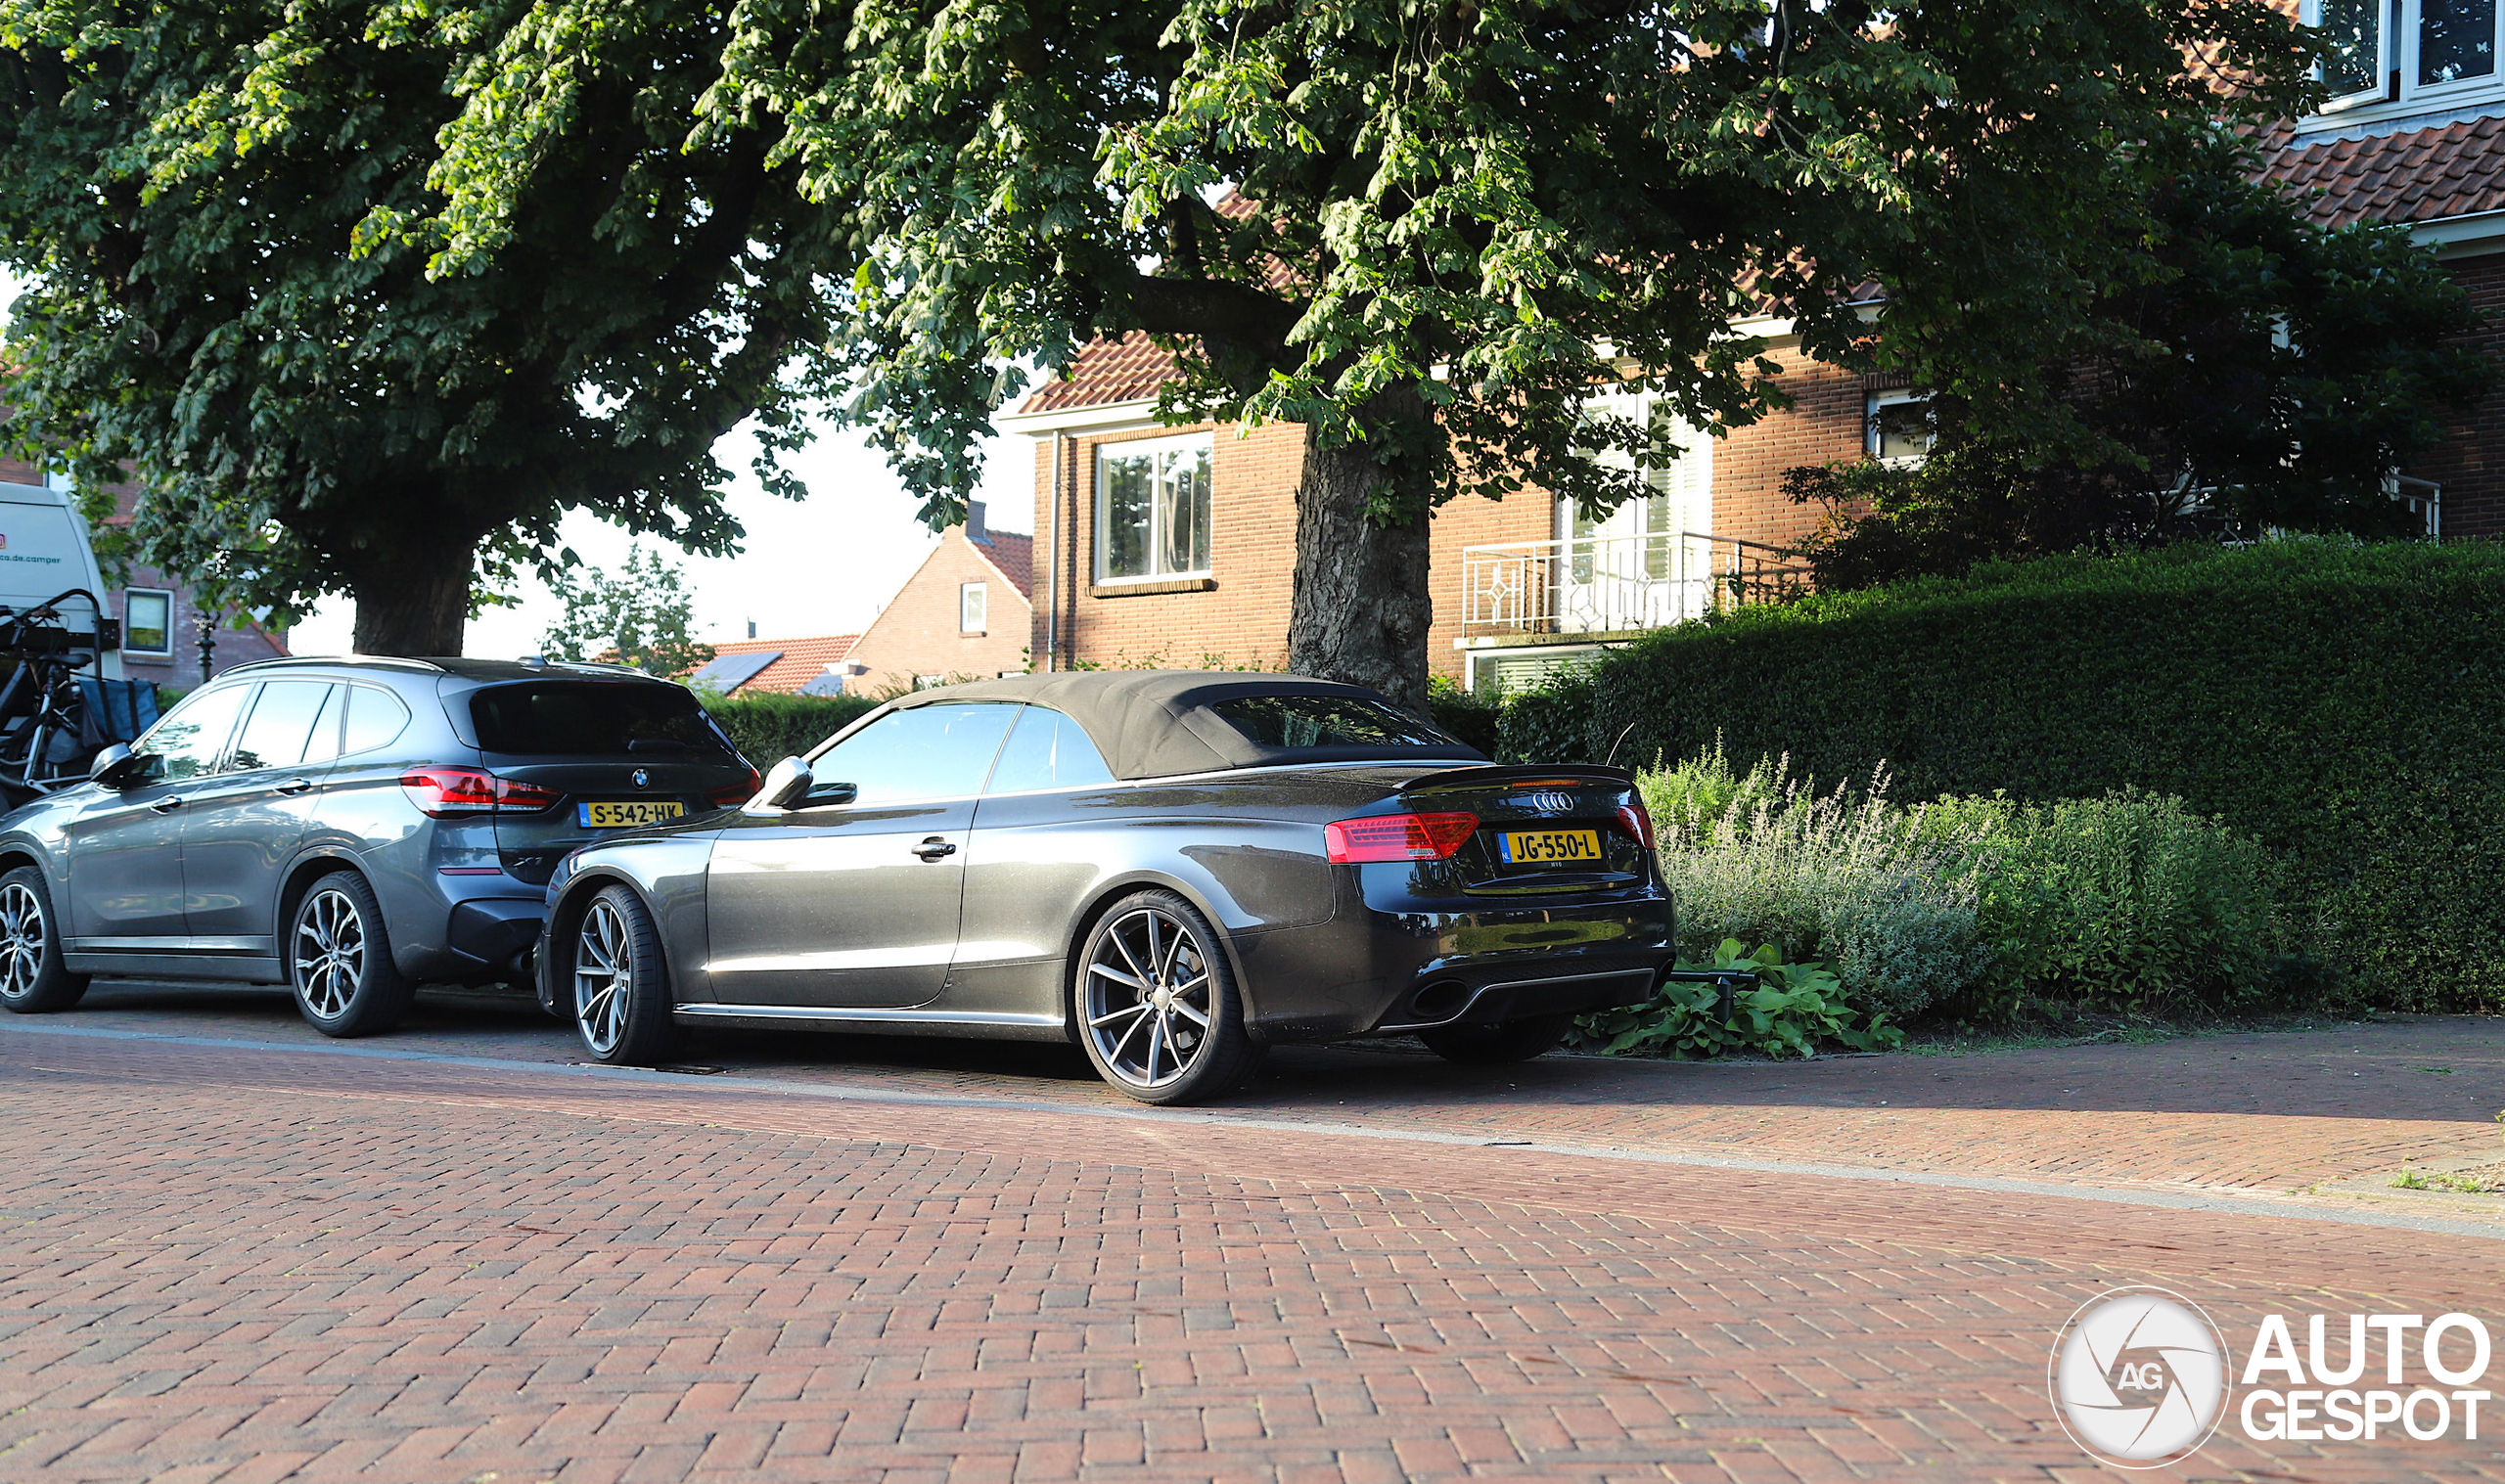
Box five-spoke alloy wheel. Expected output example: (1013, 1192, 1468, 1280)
(571, 883, 676, 1065)
(0, 866, 84, 1012)
(288, 872, 412, 1037)
(1076, 889, 1259, 1104)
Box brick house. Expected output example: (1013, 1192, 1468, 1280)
(839, 506, 1035, 695)
(0, 451, 287, 687)
(1006, 42, 2505, 692)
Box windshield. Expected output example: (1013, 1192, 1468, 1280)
(469, 680, 735, 758)
(1207, 695, 1462, 751)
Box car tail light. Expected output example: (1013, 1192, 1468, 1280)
(707, 769, 762, 808)
(1616, 800, 1655, 849)
(1325, 812, 1480, 864)
(399, 768, 561, 819)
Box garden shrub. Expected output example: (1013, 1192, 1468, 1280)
(1567, 940, 1904, 1059)
(1499, 538, 2505, 1012)
(702, 691, 878, 767)
(1638, 744, 1990, 1023)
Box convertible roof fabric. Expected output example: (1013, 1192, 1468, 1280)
(840, 671, 1485, 781)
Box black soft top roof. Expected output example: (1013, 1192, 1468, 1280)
(840, 671, 1485, 781)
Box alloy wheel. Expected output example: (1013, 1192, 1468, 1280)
(1082, 905, 1214, 1091)
(574, 899, 631, 1057)
(294, 887, 366, 1019)
(0, 881, 44, 1001)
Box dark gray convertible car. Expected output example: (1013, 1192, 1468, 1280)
(537, 672, 1675, 1103)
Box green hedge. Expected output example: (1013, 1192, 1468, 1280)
(1497, 539, 2505, 1011)
(702, 691, 878, 767)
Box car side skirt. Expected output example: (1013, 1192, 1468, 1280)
(63, 950, 284, 984)
(671, 1002, 1073, 1043)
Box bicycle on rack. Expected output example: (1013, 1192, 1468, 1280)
(0, 589, 121, 812)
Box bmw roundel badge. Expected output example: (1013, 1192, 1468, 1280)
(631, 768, 653, 789)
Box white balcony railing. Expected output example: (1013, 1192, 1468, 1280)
(1461, 531, 1811, 639)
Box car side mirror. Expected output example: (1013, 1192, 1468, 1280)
(87, 742, 137, 787)
(752, 756, 815, 812)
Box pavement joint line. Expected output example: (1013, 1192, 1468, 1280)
(11, 1016, 2504, 1243)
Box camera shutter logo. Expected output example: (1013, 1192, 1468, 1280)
(2049, 1286, 2230, 1467)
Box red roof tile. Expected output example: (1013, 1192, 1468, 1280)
(2261, 115, 2505, 228)
(1017, 332, 1180, 415)
(699, 634, 861, 695)
(972, 528, 1033, 599)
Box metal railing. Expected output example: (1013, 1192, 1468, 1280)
(1460, 531, 1811, 638)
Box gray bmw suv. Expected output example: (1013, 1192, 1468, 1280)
(0, 656, 757, 1036)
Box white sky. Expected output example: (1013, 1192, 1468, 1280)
(1, 270, 1036, 658)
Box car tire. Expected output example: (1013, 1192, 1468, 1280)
(0, 866, 87, 1012)
(570, 884, 679, 1065)
(288, 871, 414, 1038)
(1418, 1012, 1574, 1064)
(1074, 888, 1262, 1105)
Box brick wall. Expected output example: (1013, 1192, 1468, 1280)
(845, 528, 1035, 694)
(2409, 249, 2505, 539)
(1023, 348, 1869, 683)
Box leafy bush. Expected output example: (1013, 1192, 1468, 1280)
(1567, 940, 1903, 1058)
(703, 691, 878, 767)
(1641, 745, 1990, 1023)
(1924, 791, 2280, 1020)
(1499, 538, 2505, 1011)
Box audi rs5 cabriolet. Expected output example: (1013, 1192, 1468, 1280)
(537, 671, 1675, 1103)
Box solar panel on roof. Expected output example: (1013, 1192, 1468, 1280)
(690, 650, 781, 693)
(797, 670, 848, 697)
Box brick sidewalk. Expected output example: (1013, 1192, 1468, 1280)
(1, 1026, 2502, 1482)
(51, 982, 2505, 1206)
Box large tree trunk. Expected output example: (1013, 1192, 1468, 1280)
(348, 533, 474, 656)
(1286, 398, 1436, 715)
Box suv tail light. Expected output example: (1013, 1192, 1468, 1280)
(1616, 800, 1655, 849)
(399, 768, 562, 819)
(707, 769, 763, 808)
(1325, 812, 1480, 864)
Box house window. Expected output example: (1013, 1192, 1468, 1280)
(960, 581, 987, 635)
(1097, 436, 1211, 582)
(913, 673, 944, 690)
(122, 590, 173, 656)
(1868, 390, 1936, 464)
(2310, 0, 2499, 112)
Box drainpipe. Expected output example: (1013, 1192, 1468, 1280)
(1045, 429, 1063, 671)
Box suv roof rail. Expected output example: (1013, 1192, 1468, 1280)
(224, 654, 448, 676)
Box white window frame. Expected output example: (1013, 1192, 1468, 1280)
(1867, 388, 1936, 466)
(2302, 0, 2504, 125)
(1094, 433, 1214, 584)
(122, 588, 174, 656)
(959, 580, 988, 635)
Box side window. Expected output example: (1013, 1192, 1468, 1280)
(134, 684, 251, 785)
(300, 685, 344, 766)
(227, 680, 337, 772)
(341, 686, 412, 757)
(806, 703, 1019, 806)
(985, 706, 1116, 793)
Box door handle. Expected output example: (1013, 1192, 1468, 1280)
(911, 836, 957, 861)
(150, 796, 184, 814)
(274, 778, 314, 796)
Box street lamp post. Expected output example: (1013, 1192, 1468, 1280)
(195, 609, 216, 685)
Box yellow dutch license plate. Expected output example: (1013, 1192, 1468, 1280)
(1497, 828, 1603, 865)
(579, 800, 687, 829)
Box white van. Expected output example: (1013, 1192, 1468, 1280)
(0, 468, 119, 677)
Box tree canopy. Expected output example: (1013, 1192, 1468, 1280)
(0, 0, 854, 653)
(420, 0, 2318, 706)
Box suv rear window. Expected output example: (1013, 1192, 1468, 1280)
(1207, 695, 1460, 751)
(470, 681, 734, 757)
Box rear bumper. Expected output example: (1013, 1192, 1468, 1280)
(437, 895, 543, 984)
(1232, 882, 1674, 1044)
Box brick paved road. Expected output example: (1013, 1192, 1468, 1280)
(2, 1007, 2502, 1482)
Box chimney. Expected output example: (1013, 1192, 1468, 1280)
(967, 500, 986, 542)
(747, 619, 756, 639)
